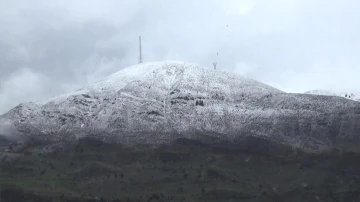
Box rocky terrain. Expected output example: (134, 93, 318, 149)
(1, 61, 360, 201)
(1, 61, 360, 152)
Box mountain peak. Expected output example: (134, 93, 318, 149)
(2, 61, 360, 152)
(41, 61, 282, 105)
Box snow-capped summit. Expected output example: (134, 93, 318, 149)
(1, 61, 360, 152)
(41, 61, 282, 104)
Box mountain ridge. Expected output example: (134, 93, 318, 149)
(305, 89, 360, 102)
(1, 61, 360, 152)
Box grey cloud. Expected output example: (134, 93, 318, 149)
(1, 0, 360, 114)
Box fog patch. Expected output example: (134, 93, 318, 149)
(0, 117, 24, 143)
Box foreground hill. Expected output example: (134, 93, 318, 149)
(1, 137, 360, 202)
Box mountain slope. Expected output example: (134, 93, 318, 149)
(1, 61, 360, 152)
(305, 89, 360, 102)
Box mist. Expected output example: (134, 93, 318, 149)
(0, 117, 23, 142)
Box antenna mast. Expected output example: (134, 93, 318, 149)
(213, 62, 217, 70)
(138, 36, 143, 63)
(213, 52, 218, 69)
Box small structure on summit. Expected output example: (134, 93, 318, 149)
(138, 36, 143, 64)
(213, 62, 217, 70)
(213, 52, 219, 69)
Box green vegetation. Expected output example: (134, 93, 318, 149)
(1, 136, 360, 201)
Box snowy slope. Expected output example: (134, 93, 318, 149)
(304, 90, 338, 96)
(305, 89, 360, 102)
(39, 62, 165, 105)
(1, 61, 360, 152)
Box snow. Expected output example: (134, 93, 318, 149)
(86, 62, 164, 93)
(304, 89, 360, 102)
(38, 61, 282, 105)
(304, 90, 338, 96)
(39, 89, 89, 105)
(1, 61, 360, 152)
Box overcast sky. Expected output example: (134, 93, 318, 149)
(0, 0, 360, 114)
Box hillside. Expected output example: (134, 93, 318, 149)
(1, 61, 360, 201)
(0, 61, 360, 152)
(305, 90, 360, 102)
(1, 137, 360, 202)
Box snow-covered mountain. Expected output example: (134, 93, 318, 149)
(305, 90, 360, 102)
(1, 61, 360, 152)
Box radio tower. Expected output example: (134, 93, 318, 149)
(138, 36, 143, 64)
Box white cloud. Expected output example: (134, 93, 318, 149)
(231, 62, 259, 77)
(223, 0, 255, 16)
(0, 68, 49, 114)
